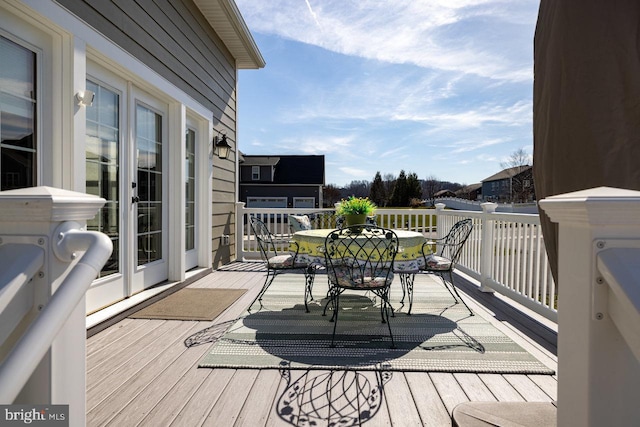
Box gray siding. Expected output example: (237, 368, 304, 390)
(240, 165, 273, 182)
(56, 0, 240, 268)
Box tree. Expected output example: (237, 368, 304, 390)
(500, 148, 532, 202)
(406, 172, 422, 202)
(389, 170, 408, 206)
(422, 175, 442, 206)
(383, 173, 395, 206)
(322, 184, 342, 207)
(369, 172, 387, 206)
(342, 180, 370, 199)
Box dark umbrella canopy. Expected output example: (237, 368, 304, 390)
(533, 0, 640, 281)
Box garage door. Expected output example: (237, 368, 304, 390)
(247, 197, 287, 208)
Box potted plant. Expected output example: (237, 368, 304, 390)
(336, 197, 377, 227)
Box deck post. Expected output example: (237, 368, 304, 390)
(479, 202, 497, 292)
(539, 187, 640, 426)
(0, 186, 107, 427)
(236, 202, 246, 261)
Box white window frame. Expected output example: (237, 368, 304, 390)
(0, 5, 59, 189)
(252, 165, 260, 180)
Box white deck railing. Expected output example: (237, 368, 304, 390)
(539, 187, 640, 426)
(236, 201, 557, 322)
(0, 187, 111, 427)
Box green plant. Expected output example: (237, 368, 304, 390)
(336, 197, 377, 216)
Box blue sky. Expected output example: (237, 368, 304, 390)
(235, 0, 540, 187)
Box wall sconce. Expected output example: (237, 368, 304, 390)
(75, 90, 95, 107)
(213, 132, 231, 159)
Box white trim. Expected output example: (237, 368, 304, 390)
(168, 102, 186, 282)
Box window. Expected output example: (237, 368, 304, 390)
(0, 35, 36, 191)
(185, 128, 196, 251)
(252, 165, 260, 180)
(85, 79, 120, 277)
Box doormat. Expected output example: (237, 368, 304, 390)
(129, 288, 247, 321)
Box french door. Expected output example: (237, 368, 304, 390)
(85, 75, 168, 311)
(130, 97, 168, 293)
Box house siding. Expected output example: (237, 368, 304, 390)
(54, 0, 242, 268)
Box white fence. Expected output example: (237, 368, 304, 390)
(236, 202, 557, 322)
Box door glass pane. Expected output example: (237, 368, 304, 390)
(85, 80, 120, 277)
(185, 128, 196, 251)
(0, 36, 36, 191)
(136, 104, 162, 266)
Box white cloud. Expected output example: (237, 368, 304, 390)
(236, 0, 539, 186)
(236, 0, 536, 82)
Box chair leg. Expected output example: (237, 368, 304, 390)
(303, 266, 316, 313)
(400, 273, 408, 303)
(323, 282, 338, 319)
(247, 269, 277, 312)
(443, 271, 474, 316)
(379, 287, 395, 348)
(330, 291, 341, 348)
(401, 273, 415, 315)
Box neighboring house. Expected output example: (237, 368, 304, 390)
(481, 166, 535, 203)
(455, 183, 482, 200)
(0, 0, 264, 313)
(434, 189, 457, 198)
(239, 154, 325, 209)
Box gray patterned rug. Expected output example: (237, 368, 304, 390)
(199, 273, 554, 374)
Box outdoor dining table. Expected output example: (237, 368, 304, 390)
(292, 228, 429, 313)
(291, 228, 428, 273)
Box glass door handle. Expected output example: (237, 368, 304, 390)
(132, 196, 140, 203)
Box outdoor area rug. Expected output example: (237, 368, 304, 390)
(199, 274, 554, 374)
(129, 288, 246, 321)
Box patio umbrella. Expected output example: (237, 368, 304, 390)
(533, 0, 640, 282)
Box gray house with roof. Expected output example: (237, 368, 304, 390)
(482, 166, 535, 203)
(239, 154, 325, 208)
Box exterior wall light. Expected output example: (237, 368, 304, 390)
(75, 90, 95, 107)
(214, 132, 231, 159)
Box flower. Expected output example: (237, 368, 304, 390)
(336, 197, 377, 216)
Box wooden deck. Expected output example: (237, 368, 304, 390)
(86, 263, 558, 426)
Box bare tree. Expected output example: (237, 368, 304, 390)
(323, 184, 342, 207)
(422, 175, 442, 206)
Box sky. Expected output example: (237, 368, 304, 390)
(235, 0, 540, 187)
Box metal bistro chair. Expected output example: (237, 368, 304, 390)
(323, 224, 399, 348)
(399, 218, 474, 316)
(248, 216, 316, 313)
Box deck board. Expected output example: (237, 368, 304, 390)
(87, 322, 202, 424)
(384, 372, 424, 426)
(404, 372, 452, 426)
(202, 369, 261, 426)
(234, 369, 282, 427)
(168, 368, 235, 426)
(477, 373, 526, 402)
(454, 373, 498, 401)
(86, 265, 558, 426)
(429, 372, 470, 415)
(503, 374, 555, 401)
